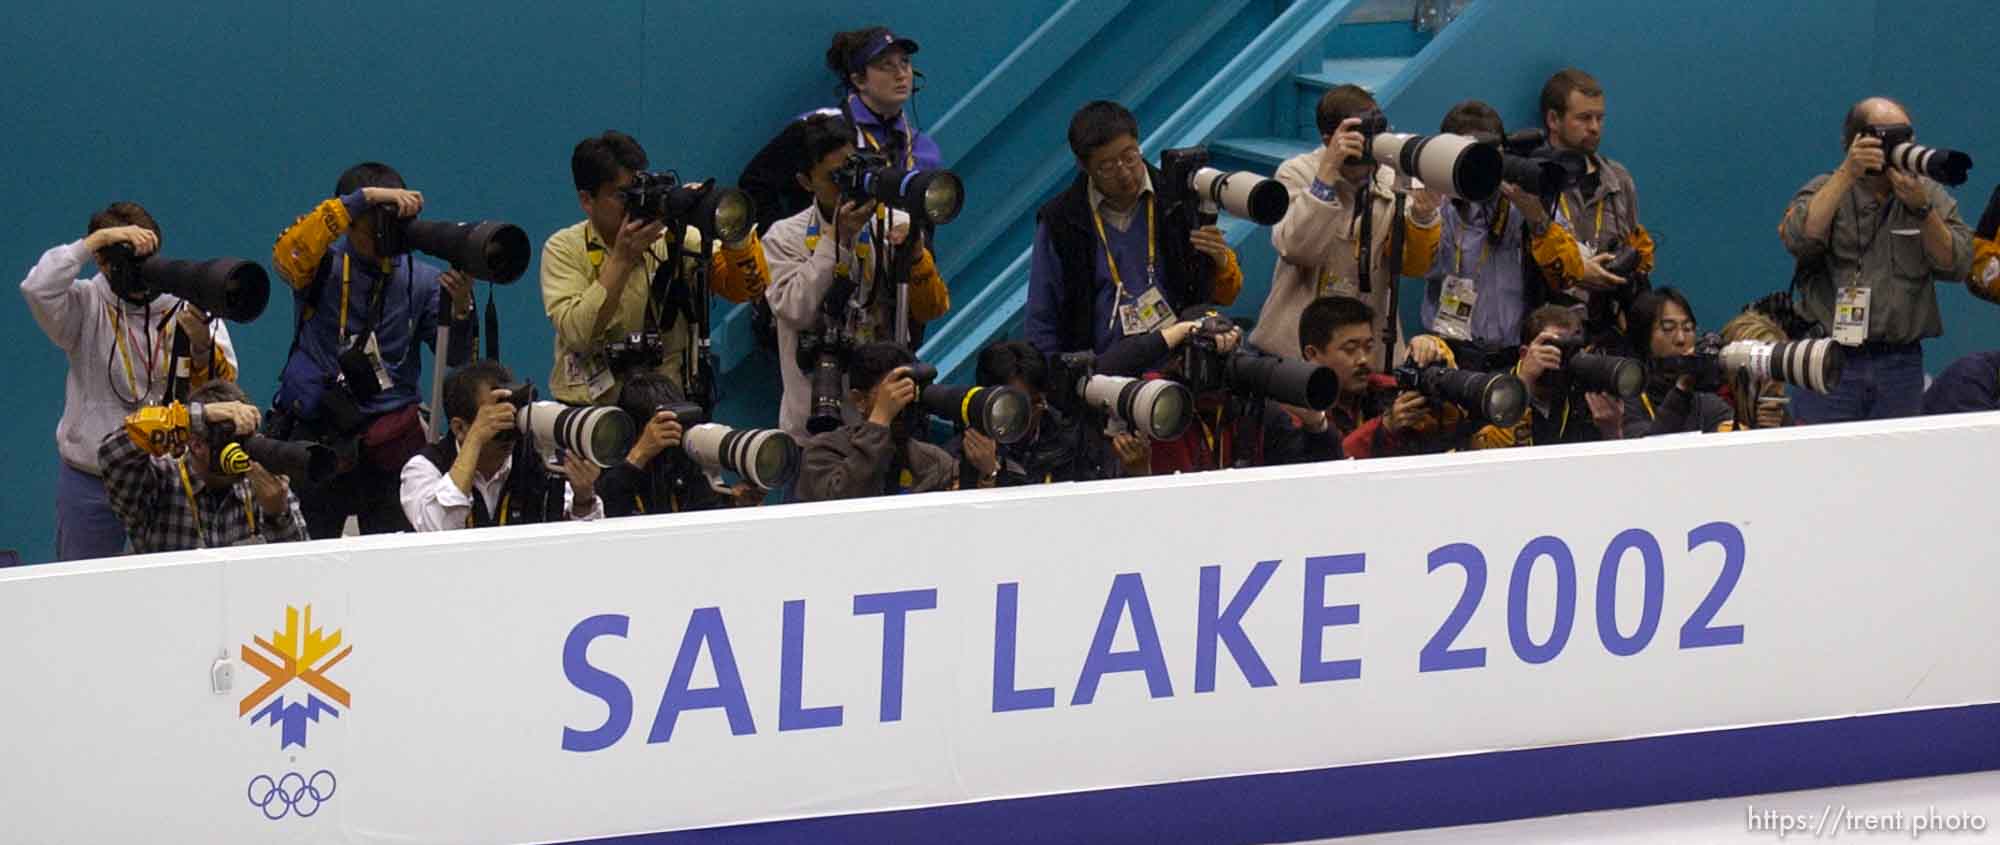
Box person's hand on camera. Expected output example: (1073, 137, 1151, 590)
(1215, 327, 1242, 355)
(1112, 431, 1152, 475)
(85, 225, 159, 258)
(1585, 391, 1625, 439)
(1754, 395, 1788, 430)
(1384, 391, 1429, 434)
(1317, 117, 1367, 184)
(1409, 335, 1450, 368)
(867, 367, 918, 426)
(1409, 189, 1445, 222)
(362, 187, 424, 218)
(439, 269, 474, 319)
(202, 401, 261, 436)
(1574, 252, 1628, 291)
(1519, 330, 1566, 387)
(1888, 168, 1930, 213)
(1499, 183, 1551, 226)
(175, 303, 215, 358)
(610, 216, 668, 265)
(465, 389, 516, 449)
(962, 428, 1000, 483)
(1160, 320, 1201, 349)
(835, 200, 876, 246)
(1839, 134, 1886, 181)
(626, 410, 684, 468)
(245, 462, 291, 517)
(728, 481, 764, 507)
(559, 452, 600, 511)
(1189, 225, 1231, 263)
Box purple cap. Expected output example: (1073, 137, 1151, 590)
(848, 29, 920, 74)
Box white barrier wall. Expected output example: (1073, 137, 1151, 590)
(3, 414, 1999, 843)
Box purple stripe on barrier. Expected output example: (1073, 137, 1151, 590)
(571, 702, 2000, 844)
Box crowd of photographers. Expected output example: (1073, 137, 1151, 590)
(21, 25, 2000, 560)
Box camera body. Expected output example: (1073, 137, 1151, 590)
(1389, 363, 1528, 426)
(832, 151, 892, 206)
(605, 331, 667, 378)
(1652, 333, 1730, 393)
(832, 151, 965, 225)
(1863, 123, 1914, 153)
(619, 170, 683, 224)
(1547, 336, 1644, 398)
(99, 242, 272, 322)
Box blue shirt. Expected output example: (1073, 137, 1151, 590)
(274, 215, 470, 421)
(1027, 186, 1164, 356)
(843, 93, 944, 171)
(1421, 200, 1533, 350)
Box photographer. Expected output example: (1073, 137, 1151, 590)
(268, 162, 476, 539)
(1620, 288, 1735, 437)
(541, 131, 770, 406)
(1717, 310, 1795, 430)
(950, 340, 1149, 487)
(766, 113, 950, 437)
(1297, 296, 1470, 458)
(1535, 68, 1655, 349)
(1779, 97, 1975, 423)
(22, 202, 241, 560)
(595, 372, 758, 517)
(1252, 84, 1442, 366)
(796, 342, 956, 501)
(1472, 305, 1626, 447)
(739, 27, 944, 235)
(1025, 100, 1243, 357)
(97, 381, 305, 553)
(1420, 101, 1588, 368)
(398, 361, 602, 531)
(1100, 307, 1340, 472)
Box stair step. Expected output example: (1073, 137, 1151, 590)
(1210, 136, 1316, 171)
(1295, 56, 1408, 93)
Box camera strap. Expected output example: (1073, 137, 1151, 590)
(1355, 189, 1375, 295)
(105, 301, 164, 404)
(336, 253, 393, 344)
(1088, 196, 1158, 333)
(177, 459, 255, 548)
(1558, 195, 1608, 248)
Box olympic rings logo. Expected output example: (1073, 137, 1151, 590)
(246, 770, 337, 820)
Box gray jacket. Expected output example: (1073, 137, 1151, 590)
(797, 421, 957, 502)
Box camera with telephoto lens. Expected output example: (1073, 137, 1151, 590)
(1496, 129, 1573, 205)
(901, 363, 1032, 445)
(651, 401, 800, 492)
(1158, 146, 1289, 228)
(1348, 109, 1502, 201)
(605, 331, 666, 378)
(1545, 336, 1645, 398)
(369, 207, 531, 284)
(99, 243, 271, 322)
(832, 151, 965, 226)
(1180, 313, 1340, 408)
(500, 380, 637, 469)
(206, 419, 337, 485)
(795, 328, 859, 435)
(1053, 352, 1194, 441)
(1863, 124, 1974, 187)
(1390, 364, 1527, 426)
(1654, 333, 1845, 395)
(619, 170, 757, 243)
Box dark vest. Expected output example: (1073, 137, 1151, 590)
(418, 436, 562, 528)
(1037, 167, 1213, 353)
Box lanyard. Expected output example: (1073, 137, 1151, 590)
(1088, 196, 1156, 327)
(337, 254, 393, 341)
(1454, 203, 1505, 276)
(106, 302, 161, 400)
(1559, 195, 1608, 245)
(804, 210, 876, 259)
(179, 460, 254, 548)
(858, 126, 916, 170)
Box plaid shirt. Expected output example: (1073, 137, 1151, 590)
(98, 429, 309, 553)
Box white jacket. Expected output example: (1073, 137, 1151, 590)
(21, 240, 238, 474)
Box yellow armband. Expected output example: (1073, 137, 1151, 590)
(124, 403, 192, 456)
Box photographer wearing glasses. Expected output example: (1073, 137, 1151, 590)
(1026, 101, 1243, 358)
(1620, 288, 1736, 437)
(796, 342, 956, 502)
(541, 131, 770, 408)
(22, 202, 242, 560)
(1473, 305, 1629, 447)
(766, 113, 950, 438)
(1779, 97, 1975, 423)
(1251, 85, 1442, 366)
(399, 361, 602, 531)
(268, 162, 477, 539)
(98, 381, 304, 553)
(1298, 296, 1471, 459)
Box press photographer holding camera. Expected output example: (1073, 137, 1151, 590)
(22, 202, 244, 560)
(398, 360, 602, 531)
(268, 162, 479, 539)
(1026, 101, 1243, 357)
(1619, 288, 1736, 436)
(1532, 68, 1655, 349)
(1421, 101, 1588, 368)
(949, 340, 1150, 486)
(1297, 296, 1480, 459)
(97, 380, 306, 553)
(1252, 84, 1443, 366)
(796, 342, 956, 501)
(766, 113, 951, 438)
(595, 372, 766, 516)
(1473, 305, 1636, 447)
(1779, 97, 1975, 423)
(541, 131, 770, 407)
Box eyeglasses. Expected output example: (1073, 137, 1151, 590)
(1089, 148, 1143, 180)
(1657, 319, 1697, 335)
